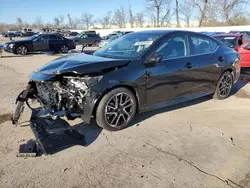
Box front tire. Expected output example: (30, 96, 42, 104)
(16, 46, 28, 55)
(213, 71, 233, 100)
(60, 45, 69, 53)
(96, 88, 137, 131)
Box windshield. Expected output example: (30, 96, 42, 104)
(75, 33, 83, 38)
(94, 33, 161, 59)
(27, 34, 39, 40)
(215, 36, 237, 48)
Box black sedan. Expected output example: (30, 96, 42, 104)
(4, 34, 76, 55)
(13, 30, 241, 131)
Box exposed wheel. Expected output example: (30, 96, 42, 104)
(96, 88, 137, 131)
(16, 46, 28, 55)
(213, 71, 233, 100)
(93, 41, 99, 47)
(60, 45, 69, 53)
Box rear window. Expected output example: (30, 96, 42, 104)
(214, 36, 237, 48)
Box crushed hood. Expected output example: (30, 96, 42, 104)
(33, 53, 130, 76)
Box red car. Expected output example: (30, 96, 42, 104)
(214, 34, 250, 52)
(238, 42, 250, 68)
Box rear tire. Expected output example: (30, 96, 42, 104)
(96, 88, 137, 131)
(213, 71, 233, 100)
(93, 41, 99, 47)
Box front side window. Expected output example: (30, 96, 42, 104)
(190, 35, 218, 55)
(155, 35, 188, 60)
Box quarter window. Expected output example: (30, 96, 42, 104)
(190, 36, 218, 55)
(155, 35, 188, 60)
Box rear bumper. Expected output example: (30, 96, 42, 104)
(234, 70, 240, 84)
(240, 61, 250, 68)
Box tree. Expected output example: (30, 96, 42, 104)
(179, 0, 194, 27)
(81, 13, 94, 29)
(114, 6, 126, 28)
(129, 4, 134, 28)
(135, 12, 145, 27)
(99, 11, 113, 29)
(16, 18, 24, 29)
(221, 0, 247, 24)
(146, 0, 172, 27)
(59, 15, 64, 26)
(68, 14, 73, 29)
(192, 0, 209, 27)
(53, 17, 60, 27)
(175, 0, 180, 27)
(33, 16, 43, 29)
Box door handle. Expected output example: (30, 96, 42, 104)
(185, 62, 193, 69)
(218, 56, 224, 62)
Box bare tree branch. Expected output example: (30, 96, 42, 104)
(81, 13, 94, 30)
(114, 6, 126, 28)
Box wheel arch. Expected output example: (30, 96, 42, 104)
(15, 44, 30, 53)
(92, 84, 140, 117)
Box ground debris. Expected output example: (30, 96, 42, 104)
(230, 137, 235, 146)
(62, 168, 69, 172)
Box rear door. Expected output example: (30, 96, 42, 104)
(32, 35, 49, 51)
(49, 35, 63, 50)
(185, 34, 222, 93)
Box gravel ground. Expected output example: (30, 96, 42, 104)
(0, 36, 250, 188)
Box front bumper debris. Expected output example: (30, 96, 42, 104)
(12, 84, 85, 156)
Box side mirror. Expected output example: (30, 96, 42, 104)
(144, 54, 163, 67)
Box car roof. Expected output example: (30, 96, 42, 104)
(214, 34, 242, 37)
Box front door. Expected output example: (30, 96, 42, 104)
(33, 35, 49, 51)
(146, 34, 194, 106)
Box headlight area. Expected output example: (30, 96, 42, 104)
(8, 43, 15, 48)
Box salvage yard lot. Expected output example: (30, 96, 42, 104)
(1, 43, 250, 187)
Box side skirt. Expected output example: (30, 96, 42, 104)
(140, 91, 213, 113)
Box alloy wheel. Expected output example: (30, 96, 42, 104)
(105, 92, 134, 127)
(16, 46, 27, 55)
(218, 73, 233, 98)
(60, 45, 69, 53)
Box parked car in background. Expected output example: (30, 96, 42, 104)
(73, 33, 101, 46)
(98, 34, 119, 48)
(12, 30, 241, 131)
(99, 31, 133, 48)
(3, 33, 75, 55)
(22, 31, 37, 37)
(69, 32, 79, 36)
(102, 33, 118, 40)
(238, 42, 250, 69)
(214, 34, 250, 51)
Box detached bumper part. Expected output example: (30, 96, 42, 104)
(12, 87, 85, 155)
(30, 110, 85, 155)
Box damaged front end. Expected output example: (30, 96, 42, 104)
(12, 73, 103, 155)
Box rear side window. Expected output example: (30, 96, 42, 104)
(190, 35, 218, 55)
(39, 35, 50, 40)
(50, 35, 63, 40)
